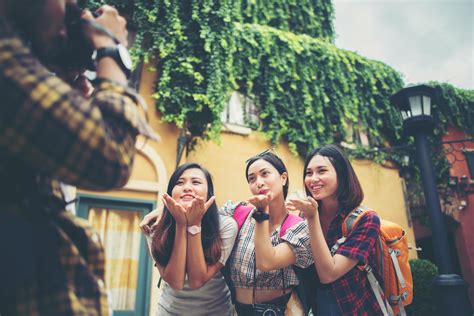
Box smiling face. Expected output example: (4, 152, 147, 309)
(247, 159, 288, 200)
(304, 155, 339, 203)
(171, 168, 208, 208)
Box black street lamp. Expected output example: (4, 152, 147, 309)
(390, 84, 472, 315)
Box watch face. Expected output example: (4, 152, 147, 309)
(187, 225, 202, 235)
(117, 44, 133, 70)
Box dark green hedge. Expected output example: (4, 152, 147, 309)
(406, 259, 439, 316)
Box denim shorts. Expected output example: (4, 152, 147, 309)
(314, 287, 341, 316)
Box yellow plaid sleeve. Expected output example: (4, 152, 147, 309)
(0, 33, 156, 190)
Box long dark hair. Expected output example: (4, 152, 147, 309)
(303, 145, 363, 214)
(245, 151, 289, 199)
(152, 163, 222, 266)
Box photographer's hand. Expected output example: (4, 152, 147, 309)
(81, 5, 128, 48)
(81, 6, 128, 84)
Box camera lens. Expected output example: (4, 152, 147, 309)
(262, 308, 277, 316)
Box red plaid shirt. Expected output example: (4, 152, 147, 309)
(325, 208, 383, 315)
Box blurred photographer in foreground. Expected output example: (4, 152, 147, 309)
(0, 0, 156, 314)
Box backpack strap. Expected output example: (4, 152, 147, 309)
(388, 249, 408, 316)
(223, 202, 253, 305)
(365, 265, 394, 316)
(233, 203, 254, 230)
(233, 204, 304, 236)
(280, 213, 304, 237)
(330, 207, 368, 256)
(332, 207, 395, 316)
(343, 206, 369, 236)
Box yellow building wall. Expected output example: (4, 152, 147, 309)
(353, 160, 417, 259)
(187, 132, 305, 206)
(76, 65, 417, 315)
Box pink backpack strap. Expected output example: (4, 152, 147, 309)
(280, 214, 304, 237)
(233, 203, 254, 230)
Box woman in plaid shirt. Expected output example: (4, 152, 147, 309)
(287, 145, 383, 315)
(221, 151, 314, 315)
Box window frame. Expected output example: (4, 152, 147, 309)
(464, 150, 474, 179)
(76, 194, 155, 316)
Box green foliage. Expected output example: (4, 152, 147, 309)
(406, 259, 439, 316)
(84, 1, 473, 179)
(429, 82, 474, 137)
(145, 0, 237, 141)
(84, 0, 405, 156)
(233, 23, 404, 155)
(86, 0, 238, 142)
(235, 0, 334, 40)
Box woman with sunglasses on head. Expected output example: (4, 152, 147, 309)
(140, 163, 238, 316)
(221, 150, 313, 315)
(287, 145, 383, 315)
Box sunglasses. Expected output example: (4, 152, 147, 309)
(245, 148, 279, 164)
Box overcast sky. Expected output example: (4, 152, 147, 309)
(333, 0, 473, 90)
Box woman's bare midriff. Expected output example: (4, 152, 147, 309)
(235, 287, 293, 304)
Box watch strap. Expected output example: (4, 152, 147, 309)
(252, 210, 269, 223)
(95, 46, 131, 78)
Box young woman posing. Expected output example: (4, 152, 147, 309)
(140, 163, 237, 315)
(287, 145, 383, 315)
(221, 151, 313, 315)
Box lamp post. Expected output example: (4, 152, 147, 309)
(390, 84, 472, 315)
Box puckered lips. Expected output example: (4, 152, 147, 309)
(258, 189, 270, 195)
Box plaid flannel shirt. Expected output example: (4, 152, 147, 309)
(325, 208, 383, 315)
(221, 201, 313, 290)
(0, 18, 155, 315)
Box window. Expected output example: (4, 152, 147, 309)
(464, 150, 474, 179)
(342, 119, 370, 149)
(221, 91, 259, 127)
(76, 194, 154, 316)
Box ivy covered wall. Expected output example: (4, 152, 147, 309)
(236, 0, 335, 40)
(85, 0, 473, 158)
(233, 23, 403, 155)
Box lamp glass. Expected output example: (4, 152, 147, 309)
(423, 96, 431, 116)
(409, 96, 423, 116)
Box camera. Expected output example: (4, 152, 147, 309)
(52, 2, 96, 72)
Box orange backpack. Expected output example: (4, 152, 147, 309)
(333, 206, 413, 316)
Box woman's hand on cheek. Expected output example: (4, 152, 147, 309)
(162, 193, 188, 226)
(286, 197, 318, 219)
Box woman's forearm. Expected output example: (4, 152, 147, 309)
(254, 221, 279, 271)
(307, 217, 356, 283)
(160, 224, 187, 289)
(185, 232, 213, 289)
